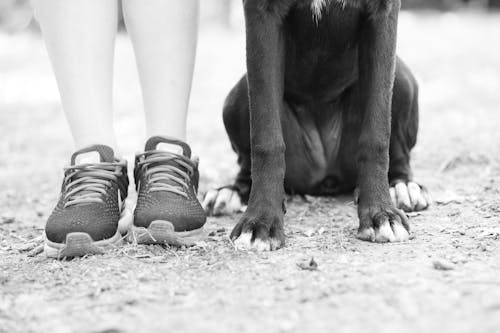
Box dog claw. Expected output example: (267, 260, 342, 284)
(202, 189, 219, 213)
(270, 238, 281, 251)
(253, 239, 271, 252)
(391, 181, 430, 212)
(213, 188, 233, 215)
(358, 202, 410, 243)
(233, 232, 280, 252)
(203, 188, 246, 216)
(389, 187, 397, 207)
(392, 221, 410, 242)
(233, 232, 253, 250)
(357, 227, 375, 242)
(395, 183, 412, 211)
(374, 221, 396, 243)
(358, 221, 409, 243)
(368, 220, 409, 243)
(407, 182, 428, 211)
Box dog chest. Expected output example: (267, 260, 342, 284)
(307, 0, 393, 19)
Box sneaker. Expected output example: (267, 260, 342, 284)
(132, 136, 206, 245)
(44, 145, 129, 258)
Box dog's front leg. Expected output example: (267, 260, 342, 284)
(230, 2, 287, 251)
(356, 0, 410, 243)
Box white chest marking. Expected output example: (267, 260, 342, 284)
(311, 0, 330, 22)
(311, 0, 354, 22)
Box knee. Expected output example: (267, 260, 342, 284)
(391, 71, 419, 150)
(394, 66, 418, 110)
(222, 77, 250, 136)
(222, 94, 242, 138)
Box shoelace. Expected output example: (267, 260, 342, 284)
(63, 162, 126, 208)
(136, 151, 195, 198)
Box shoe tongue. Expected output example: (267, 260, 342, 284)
(145, 136, 191, 158)
(71, 145, 115, 165)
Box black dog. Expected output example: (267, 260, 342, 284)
(203, 0, 430, 250)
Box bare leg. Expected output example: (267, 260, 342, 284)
(122, 0, 199, 141)
(32, 0, 119, 150)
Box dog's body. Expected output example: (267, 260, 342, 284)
(203, 0, 430, 250)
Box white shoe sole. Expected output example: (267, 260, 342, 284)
(44, 230, 123, 259)
(44, 203, 132, 259)
(129, 220, 204, 247)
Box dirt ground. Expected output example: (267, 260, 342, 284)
(1, 11, 500, 333)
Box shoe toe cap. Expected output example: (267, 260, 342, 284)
(45, 205, 119, 243)
(134, 195, 206, 232)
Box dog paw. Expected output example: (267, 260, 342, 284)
(357, 205, 410, 243)
(230, 209, 285, 251)
(202, 187, 247, 216)
(390, 181, 430, 212)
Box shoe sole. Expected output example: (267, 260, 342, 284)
(44, 204, 133, 259)
(44, 230, 123, 259)
(130, 220, 204, 247)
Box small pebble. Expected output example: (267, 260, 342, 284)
(0, 214, 15, 224)
(297, 257, 318, 271)
(433, 259, 455, 271)
(304, 229, 315, 237)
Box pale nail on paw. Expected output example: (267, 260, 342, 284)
(357, 228, 375, 241)
(389, 187, 397, 207)
(408, 182, 429, 211)
(395, 182, 412, 211)
(375, 222, 396, 243)
(253, 239, 271, 252)
(213, 188, 233, 215)
(270, 238, 282, 250)
(392, 222, 409, 242)
(391, 181, 430, 212)
(233, 233, 277, 252)
(202, 190, 219, 212)
(204, 188, 245, 216)
(233, 232, 253, 250)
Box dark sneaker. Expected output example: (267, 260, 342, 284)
(44, 145, 129, 258)
(132, 136, 206, 245)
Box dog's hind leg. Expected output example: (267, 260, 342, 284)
(388, 58, 430, 212)
(203, 76, 251, 216)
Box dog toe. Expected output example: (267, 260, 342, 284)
(213, 188, 234, 215)
(357, 227, 375, 242)
(204, 188, 245, 216)
(252, 239, 271, 252)
(408, 182, 429, 211)
(374, 220, 396, 243)
(390, 187, 397, 207)
(390, 181, 431, 213)
(233, 232, 253, 250)
(202, 189, 219, 214)
(395, 182, 412, 212)
(391, 221, 410, 242)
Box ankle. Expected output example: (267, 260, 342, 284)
(73, 139, 120, 156)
